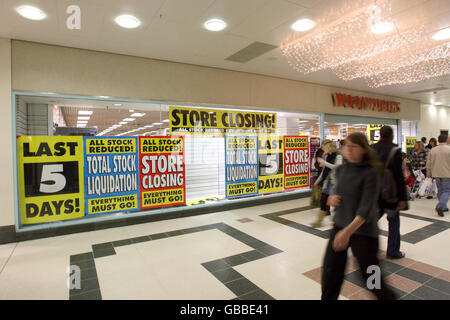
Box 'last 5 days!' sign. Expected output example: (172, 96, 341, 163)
(17, 136, 85, 225)
(84, 137, 139, 216)
(284, 136, 310, 190)
(258, 135, 284, 194)
(139, 136, 186, 209)
(225, 136, 259, 198)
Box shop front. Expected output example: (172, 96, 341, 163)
(3, 40, 421, 241)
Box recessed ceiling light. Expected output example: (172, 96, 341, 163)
(78, 116, 90, 120)
(435, 102, 442, 105)
(204, 19, 227, 32)
(130, 113, 145, 117)
(115, 14, 141, 29)
(370, 21, 394, 34)
(291, 19, 315, 32)
(144, 125, 154, 128)
(123, 118, 136, 121)
(433, 27, 450, 41)
(119, 122, 127, 125)
(129, 110, 135, 113)
(16, 5, 47, 21)
(113, 103, 123, 107)
(78, 110, 93, 115)
(153, 122, 163, 126)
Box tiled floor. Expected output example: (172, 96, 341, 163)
(0, 197, 448, 300)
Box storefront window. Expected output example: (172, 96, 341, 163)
(401, 120, 418, 153)
(15, 94, 319, 229)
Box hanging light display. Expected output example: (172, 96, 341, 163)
(280, 0, 450, 87)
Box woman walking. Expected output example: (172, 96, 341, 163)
(312, 141, 343, 227)
(410, 141, 428, 176)
(321, 132, 396, 300)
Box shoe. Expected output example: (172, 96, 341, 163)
(436, 208, 444, 217)
(426, 196, 433, 199)
(386, 252, 405, 259)
(311, 210, 326, 228)
(443, 208, 449, 212)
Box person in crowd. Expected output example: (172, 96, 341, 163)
(313, 139, 330, 180)
(312, 140, 344, 227)
(372, 126, 408, 259)
(402, 153, 415, 198)
(410, 141, 428, 176)
(426, 134, 450, 217)
(426, 138, 437, 151)
(421, 137, 427, 145)
(321, 132, 397, 300)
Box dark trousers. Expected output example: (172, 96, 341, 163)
(321, 227, 397, 300)
(380, 208, 401, 257)
(320, 192, 330, 212)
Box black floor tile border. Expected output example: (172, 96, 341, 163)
(339, 258, 450, 300)
(261, 206, 450, 244)
(2, 191, 311, 245)
(68, 222, 282, 300)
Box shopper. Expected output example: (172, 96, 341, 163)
(372, 126, 408, 259)
(321, 132, 396, 300)
(312, 140, 343, 227)
(426, 134, 450, 217)
(410, 141, 428, 176)
(426, 138, 437, 151)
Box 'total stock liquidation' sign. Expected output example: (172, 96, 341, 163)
(170, 106, 276, 134)
(284, 136, 310, 190)
(225, 136, 259, 198)
(139, 136, 186, 209)
(258, 135, 284, 194)
(84, 137, 139, 216)
(18, 136, 85, 225)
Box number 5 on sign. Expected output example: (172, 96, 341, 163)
(40, 164, 67, 193)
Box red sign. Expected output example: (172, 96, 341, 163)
(139, 136, 186, 210)
(284, 136, 310, 190)
(332, 92, 400, 113)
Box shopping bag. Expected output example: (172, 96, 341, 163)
(424, 179, 436, 197)
(414, 170, 425, 183)
(418, 178, 432, 197)
(310, 185, 322, 207)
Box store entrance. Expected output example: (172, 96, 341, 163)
(323, 114, 398, 147)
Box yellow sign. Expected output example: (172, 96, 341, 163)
(367, 124, 383, 144)
(258, 135, 284, 194)
(140, 137, 183, 154)
(227, 181, 258, 197)
(170, 106, 276, 134)
(406, 136, 417, 153)
(17, 136, 85, 225)
(88, 194, 138, 215)
(285, 175, 309, 188)
(85, 138, 136, 154)
(141, 188, 185, 208)
(186, 196, 224, 206)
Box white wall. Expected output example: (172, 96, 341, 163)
(0, 38, 14, 226)
(419, 104, 450, 139)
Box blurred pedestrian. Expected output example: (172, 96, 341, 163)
(312, 140, 343, 227)
(426, 134, 450, 217)
(372, 126, 408, 259)
(321, 132, 396, 300)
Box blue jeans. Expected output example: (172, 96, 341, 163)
(435, 178, 450, 210)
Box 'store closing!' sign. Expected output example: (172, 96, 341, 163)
(17, 136, 85, 224)
(284, 136, 310, 190)
(139, 136, 186, 209)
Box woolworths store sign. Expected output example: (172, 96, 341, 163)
(332, 92, 401, 113)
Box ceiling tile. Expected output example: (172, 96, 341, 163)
(198, 0, 268, 29)
(157, 0, 216, 26)
(285, 0, 324, 9)
(228, 0, 307, 40)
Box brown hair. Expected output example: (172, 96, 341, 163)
(346, 132, 383, 174)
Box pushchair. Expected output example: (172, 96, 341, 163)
(409, 170, 425, 200)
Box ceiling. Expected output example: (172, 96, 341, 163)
(1, 0, 450, 106)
